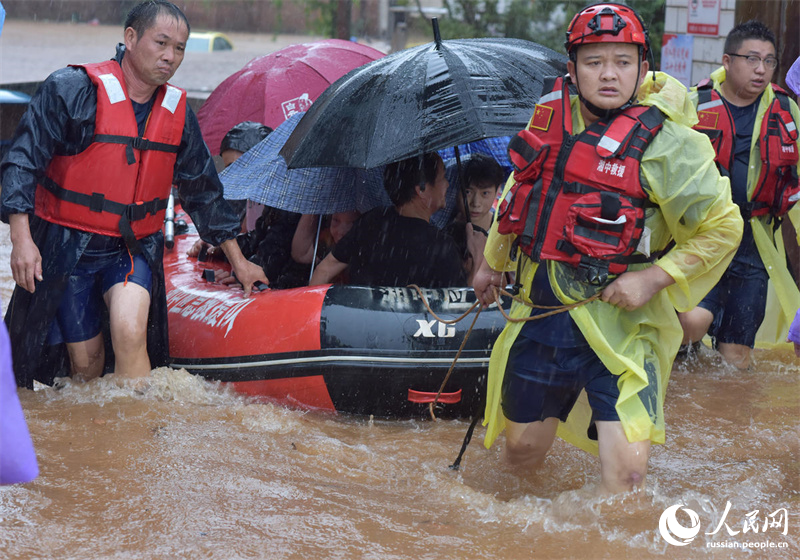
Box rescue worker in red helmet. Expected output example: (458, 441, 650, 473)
(472, 3, 742, 494)
(678, 20, 800, 369)
(1, 1, 268, 390)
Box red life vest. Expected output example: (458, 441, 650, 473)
(694, 81, 800, 218)
(35, 60, 186, 252)
(496, 76, 665, 285)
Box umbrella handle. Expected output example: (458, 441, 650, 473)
(453, 145, 471, 225)
(307, 215, 324, 284)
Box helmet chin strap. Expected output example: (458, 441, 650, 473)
(572, 54, 643, 120)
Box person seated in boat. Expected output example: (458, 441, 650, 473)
(461, 153, 507, 234)
(188, 203, 301, 288)
(431, 141, 513, 230)
(189, 209, 358, 289)
(188, 120, 272, 259)
(289, 210, 360, 284)
(218, 121, 273, 232)
(309, 153, 484, 288)
(187, 120, 299, 289)
(445, 153, 508, 282)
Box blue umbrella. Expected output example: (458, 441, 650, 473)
(220, 112, 389, 215)
(438, 136, 513, 176)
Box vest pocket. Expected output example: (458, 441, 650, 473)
(561, 191, 645, 259)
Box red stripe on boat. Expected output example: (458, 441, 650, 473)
(407, 389, 462, 404)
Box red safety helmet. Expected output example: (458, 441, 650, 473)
(564, 3, 649, 60)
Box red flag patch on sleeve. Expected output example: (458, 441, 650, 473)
(696, 110, 719, 129)
(530, 104, 554, 132)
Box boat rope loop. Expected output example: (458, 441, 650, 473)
(407, 284, 602, 422)
(409, 283, 603, 470)
(407, 285, 482, 422)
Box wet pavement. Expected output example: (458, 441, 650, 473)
(0, 19, 388, 98)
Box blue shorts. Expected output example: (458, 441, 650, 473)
(698, 264, 768, 348)
(47, 236, 153, 345)
(501, 335, 620, 440)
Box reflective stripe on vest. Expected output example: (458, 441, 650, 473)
(694, 81, 800, 218)
(34, 60, 186, 252)
(497, 75, 664, 285)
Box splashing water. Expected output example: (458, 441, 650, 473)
(1, 224, 798, 559)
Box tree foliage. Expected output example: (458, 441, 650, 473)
(436, 0, 665, 67)
(302, 0, 335, 37)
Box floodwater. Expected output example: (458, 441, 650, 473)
(1, 18, 798, 560)
(0, 220, 798, 559)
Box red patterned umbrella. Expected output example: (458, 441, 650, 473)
(197, 39, 385, 155)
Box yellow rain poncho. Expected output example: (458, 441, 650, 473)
(483, 72, 744, 455)
(692, 67, 800, 349)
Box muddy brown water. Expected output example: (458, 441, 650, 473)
(1, 18, 799, 560)
(2, 226, 799, 559)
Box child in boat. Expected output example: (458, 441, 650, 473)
(188, 121, 301, 289)
(463, 153, 507, 234)
(447, 153, 508, 281)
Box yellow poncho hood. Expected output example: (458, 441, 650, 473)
(694, 67, 800, 349)
(482, 72, 743, 455)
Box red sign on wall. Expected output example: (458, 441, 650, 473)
(687, 0, 720, 36)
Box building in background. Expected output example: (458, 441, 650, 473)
(663, 0, 799, 90)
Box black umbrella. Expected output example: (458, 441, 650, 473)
(280, 19, 568, 170)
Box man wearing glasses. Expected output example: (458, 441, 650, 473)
(679, 20, 800, 368)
